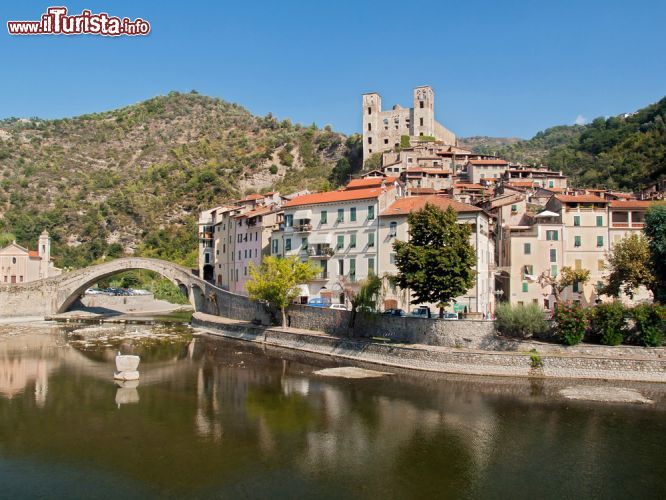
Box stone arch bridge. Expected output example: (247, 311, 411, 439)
(0, 257, 270, 322)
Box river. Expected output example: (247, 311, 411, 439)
(1, 318, 665, 499)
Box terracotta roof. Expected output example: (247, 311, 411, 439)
(380, 195, 481, 216)
(28, 250, 40, 259)
(283, 187, 390, 208)
(554, 195, 610, 203)
(609, 200, 652, 209)
(454, 183, 484, 190)
(506, 181, 537, 187)
(241, 193, 264, 201)
(539, 187, 565, 193)
(345, 177, 398, 190)
(408, 187, 438, 195)
(468, 159, 509, 166)
(235, 206, 275, 219)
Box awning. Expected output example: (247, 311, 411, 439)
(298, 284, 310, 297)
(308, 233, 332, 244)
(292, 209, 312, 220)
(535, 210, 559, 218)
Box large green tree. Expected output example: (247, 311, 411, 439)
(644, 204, 666, 303)
(246, 256, 317, 327)
(601, 233, 655, 299)
(393, 204, 476, 317)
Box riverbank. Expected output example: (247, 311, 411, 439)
(192, 312, 666, 383)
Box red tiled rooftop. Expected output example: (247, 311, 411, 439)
(380, 195, 481, 216)
(345, 177, 398, 190)
(554, 194, 610, 203)
(468, 159, 509, 165)
(28, 250, 40, 259)
(283, 187, 391, 207)
(609, 200, 652, 209)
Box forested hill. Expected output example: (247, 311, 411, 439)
(463, 96, 666, 190)
(0, 91, 362, 268)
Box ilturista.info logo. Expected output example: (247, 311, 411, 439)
(7, 6, 151, 36)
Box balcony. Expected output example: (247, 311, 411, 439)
(311, 271, 329, 281)
(293, 223, 313, 233)
(308, 245, 334, 258)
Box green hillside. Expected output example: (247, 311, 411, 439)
(465, 96, 666, 190)
(0, 91, 361, 269)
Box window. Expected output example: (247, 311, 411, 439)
(419, 117, 424, 126)
(596, 216, 603, 227)
(573, 281, 580, 293)
(350, 207, 357, 222)
(367, 123, 371, 131)
(272, 240, 278, 254)
(368, 257, 375, 275)
(524, 265, 534, 275)
(384, 139, 389, 144)
(389, 221, 397, 237)
(546, 230, 559, 241)
(549, 180, 554, 188)
(338, 259, 344, 276)
(574, 235, 581, 247)
(204, 253, 210, 264)
(551, 264, 558, 277)
(285, 238, 292, 251)
(597, 236, 604, 247)
(337, 235, 344, 250)
(550, 249, 557, 263)
(598, 260, 605, 271)
(368, 232, 375, 247)
(223, 244, 226, 253)
(350, 233, 357, 248)
(368, 205, 375, 220)
(367, 137, 372, 145)
(337, 208, 344, 223)
(302, 237, 308, 250)
(349, 258, 356, 278)
(390, 253, 396, 264)
(522, 282, 528, 293)
(511, 204, 517, 212)
(524, 243, 531, 255)
(419, 101, 424, 109)
(574, 215, 580, 226)
(321, 210, 327, 225)
(238, 251, 241, 260)
(367, 107, 371, 115)
(244, 267, 247, 276)
(285, 214, 293, 227)
(575, 259, 582, 270)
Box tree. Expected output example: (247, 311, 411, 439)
(538, 266, 590, 304)
(246, 256, 317, 328)
(393, 204, 476, 318)
(601, 234, 654, 299)
(341, 274, 382, 330)
(644, 205, 666, 303)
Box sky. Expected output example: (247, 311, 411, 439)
(2, 0, 665, 139)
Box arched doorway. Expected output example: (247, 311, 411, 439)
(203, 265, 214, 283)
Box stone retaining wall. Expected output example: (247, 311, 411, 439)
(191, 313, 666, 383)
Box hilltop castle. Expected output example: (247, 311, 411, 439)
(362, 85, 457, 163)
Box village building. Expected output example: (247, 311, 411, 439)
(465, 159, 510, 184)
(0, 231, 61, 284)
(378, 195, 495, 317)
(271, 181, 400, 305)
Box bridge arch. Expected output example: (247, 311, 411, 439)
(53, 257, 204, 314)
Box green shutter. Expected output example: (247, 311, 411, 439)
(337, 235, 344, 249)
(597, 235, 604, 247)
(574, 216, 580, 226)
(350, 207, 357, 222)
(596, 215, 603, 227)
(321, 210, 327, 224)
(368, 206, 375, 220)
(368, 232, 375, 247)
(524, 243, 531, 255)
(575, 236, 581, 247)
(522, 282, 528, 293)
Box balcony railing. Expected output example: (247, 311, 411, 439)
(308, 246, 334, 258)
(293, 223, 312, 232)
(311, 271, 329, 280)
(611, 222, 644, 228)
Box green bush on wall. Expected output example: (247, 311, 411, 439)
(589, 301, 628, 346)
(495, 303, 549, 339)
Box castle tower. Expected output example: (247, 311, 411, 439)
(413, 86, 435, 137)
(362, 92, 381, 163)
(38, 230, 50, 279)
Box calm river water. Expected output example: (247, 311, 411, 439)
(1, 319, 665, 499)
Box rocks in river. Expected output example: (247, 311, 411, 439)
(313, 367, 391, 379)
(559, 386, 653, 404)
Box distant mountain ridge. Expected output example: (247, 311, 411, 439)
(461, 96, 666, 189)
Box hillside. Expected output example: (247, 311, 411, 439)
(463, 96, 666, 190)
(0, 91, 362, 268)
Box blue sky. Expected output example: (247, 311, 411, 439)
(2, 1, 665, 138)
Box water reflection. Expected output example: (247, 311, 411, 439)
(0, 320, 664, 499)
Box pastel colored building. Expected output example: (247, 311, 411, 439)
(0, 231, 61, 284)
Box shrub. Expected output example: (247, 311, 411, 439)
(631, 304, 665, 347)
(269, 164, 278, 175)
(589, 301, 628, 345)
(554, 303, 587, 345)
(529, 349, 544, 368)
(495, 303, 549, 339)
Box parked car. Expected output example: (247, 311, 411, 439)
(307, 297, 332, 308)
(85, 288, 104, 295)
(382, 308, 406, 317)
(329, 304, 348, 311)
(442, 312, 459, 321)
(410, 306, 432, 318)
